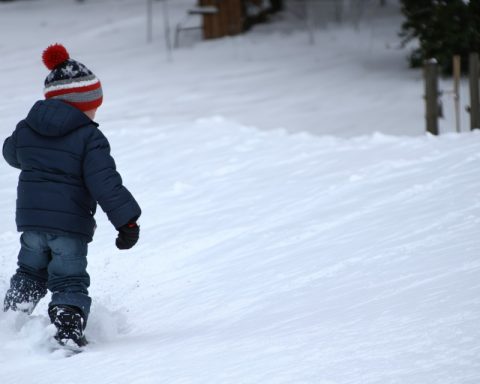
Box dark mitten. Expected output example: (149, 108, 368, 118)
(116, 222, 140, 250)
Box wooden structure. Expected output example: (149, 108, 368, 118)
(199, 0, 244, 39)
(197, 0, 284, 40)
(169, 0, 285, 48)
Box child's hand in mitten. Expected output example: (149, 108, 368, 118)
(116, 222, 139, 250)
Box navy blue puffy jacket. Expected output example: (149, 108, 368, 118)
(2, 99, 141, 242)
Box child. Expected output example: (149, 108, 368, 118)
(2, 44, 141, 347)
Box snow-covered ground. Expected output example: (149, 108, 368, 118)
(1, 1, 479, 383)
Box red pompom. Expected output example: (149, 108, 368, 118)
(42, 44, 70, 70)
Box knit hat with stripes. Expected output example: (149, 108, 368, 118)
(42, 44, 103, 112)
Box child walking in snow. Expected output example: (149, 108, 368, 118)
(2, 44, 141, 347)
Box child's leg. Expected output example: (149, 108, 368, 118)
(46, 234, 91, 322)
(4, 232, 49, 314)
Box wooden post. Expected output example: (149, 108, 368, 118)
(453, 55, 461, 132)
(425, 59, 440, 135)
(469, 53, 480, 130)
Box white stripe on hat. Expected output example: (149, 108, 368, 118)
(44, 77, 100, 94)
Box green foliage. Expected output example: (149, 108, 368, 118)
(400, 0, 480, 74)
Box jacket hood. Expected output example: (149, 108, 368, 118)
(25, 99, 96, 137)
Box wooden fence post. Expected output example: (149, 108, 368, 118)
(424, 59, 439, 135)
(453, 55, 461, 133)
(469, 53, 480, 130)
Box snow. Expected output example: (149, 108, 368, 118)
(1, 0, 479, 383)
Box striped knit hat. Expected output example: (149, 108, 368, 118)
(42, 44, 103, 112)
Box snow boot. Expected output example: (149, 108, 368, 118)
(48, 305, 88, 347)
(3, 273, 47, 314)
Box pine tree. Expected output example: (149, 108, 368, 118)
(400, 0, 479, 74)
(467, 0, 480, 53)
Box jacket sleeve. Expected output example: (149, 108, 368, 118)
(2, 130, 21, 169)
(83, 128, 141, 229)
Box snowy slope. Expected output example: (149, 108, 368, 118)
(1, 1, 480, 383)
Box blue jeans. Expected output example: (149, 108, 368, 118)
(4, 231, 91, 319)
